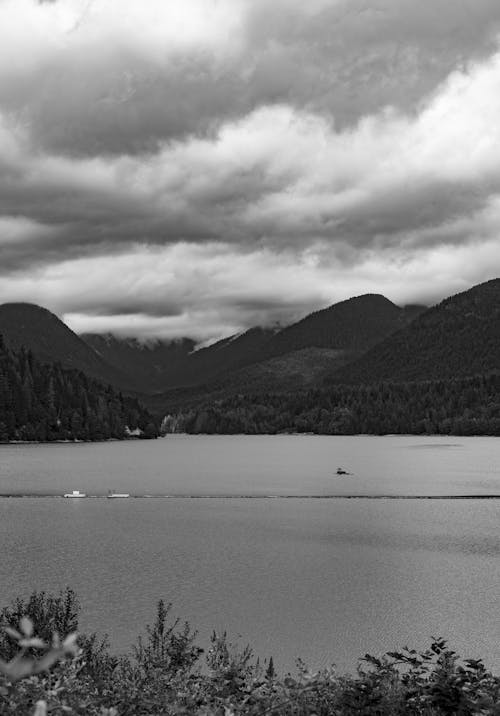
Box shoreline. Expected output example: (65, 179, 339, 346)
(1, 493, 500, 499)
(3, 433, 500, 445)
(0, 436, 154, 445)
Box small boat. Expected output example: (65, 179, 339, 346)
(107, 490, 130, 499)
(63, 490, 86, 498)
(336, 468, 350, 476)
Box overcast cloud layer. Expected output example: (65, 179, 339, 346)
(1, 0, 500, 340)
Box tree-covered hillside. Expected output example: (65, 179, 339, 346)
(263, 294, 424, 357)
(170, 373, 500, 436)
(0, 336, 157, 442)
(330, 279, 500, 385)
(83, 295, 425, 395)
(82, 332, 196, 392)
(0, 303, 133, 390)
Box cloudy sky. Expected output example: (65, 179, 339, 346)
(1, 0, 500, 340)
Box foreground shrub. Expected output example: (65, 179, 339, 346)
(0, 589, 499, 715)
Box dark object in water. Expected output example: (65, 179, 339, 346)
(336, 467, 351, 475)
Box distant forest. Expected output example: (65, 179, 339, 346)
(0, 336, 157, 442)
(171, 373, 500, 436)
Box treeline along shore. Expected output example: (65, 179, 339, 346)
(165, 373, 500, 436)
(1, 588, 499, 715)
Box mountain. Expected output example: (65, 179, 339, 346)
(329, 279, 500, 385)
(83, 326, 279, 392)
(87, 295, 425, 397)
(161, 280, 500, 435)
(185, 295, 425, 383)
(0, 303, 133, 390)
(0, 336, 157, 441)
(142, 295, 426, 413)
(263, 294, 422, 358)
(168, 327, 278, 387)
(223, 347, 348, 391)
(81, 333, 196, 392)
(0, 291, 428, 407)
(144, 346, 350, 417)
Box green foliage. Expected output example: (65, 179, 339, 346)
(0, 336, 157, 442)
(2, 590, 500, 715)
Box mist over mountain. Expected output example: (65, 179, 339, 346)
(0, 294, 428, 406)
(101, 294, 425, 395)
(82, 333, 197, 393)
(139, 295, 427, 413)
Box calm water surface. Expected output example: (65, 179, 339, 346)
(1, 435, 499, 672)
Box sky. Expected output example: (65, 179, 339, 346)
(1, 0, 500, 341)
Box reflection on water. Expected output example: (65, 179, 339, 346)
(407, 443, 463, 449)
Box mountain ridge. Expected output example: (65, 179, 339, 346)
(0, 292, 428, 402)
(328, 278, 500, 385)
(82, 294, 426, 395)
(82, 332, 197, 392)
(0, 303, 135, 391)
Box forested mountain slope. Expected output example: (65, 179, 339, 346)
(0, 336, 156, 442)
(0, 303, 133, 390)
(144, 346, 349, 417)
(329, 279, 500, 385)
(82, 327, 278, 391)
(0, 292, 427, 403)
(173, 374, 500, 436)
(144, 296, 426, 414)
(152, 326, 277, 388)
(82, 333, 196, 392)
(262, 294, 424, 357)
(160, 279, 500, 435)
(84, 295, 425, 393)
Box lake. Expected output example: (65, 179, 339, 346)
(1, 435, 499, 673)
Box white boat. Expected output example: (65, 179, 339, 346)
(63, 490, 86, 498)
(107, 491, 130, 498)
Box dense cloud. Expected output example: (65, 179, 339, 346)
(1, 0, 500, 339)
